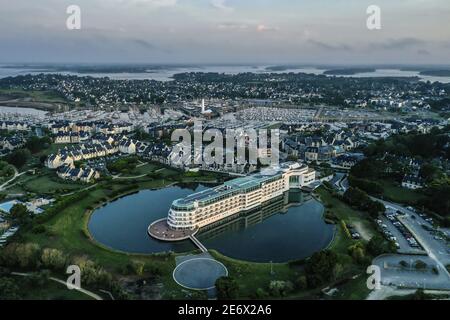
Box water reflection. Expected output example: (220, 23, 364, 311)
(88, 185, 334, 262)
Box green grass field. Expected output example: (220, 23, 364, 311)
(7, 275, 94, 300)
(329, 274, 371, 300)
(316, 187, 375, 249)
(376, 179, 426, 204)
(209, 250, 302, 299)
(4, 172, 83, 195)
(0, 88, 67, 104)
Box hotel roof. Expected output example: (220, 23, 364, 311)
(172, 162, 307, 208)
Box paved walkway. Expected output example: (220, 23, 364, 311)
(0, 168, 32, 191)
(11, 272, 103, 300)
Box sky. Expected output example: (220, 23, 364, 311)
(0, 0, 449, 65)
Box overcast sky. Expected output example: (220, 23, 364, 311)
(1, 0, 449, 65)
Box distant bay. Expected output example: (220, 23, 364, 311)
(1, 65, 450, 83)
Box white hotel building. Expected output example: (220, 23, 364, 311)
(167, 162, 316, 231)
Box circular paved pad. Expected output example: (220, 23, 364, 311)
(173, 258, 228, 290)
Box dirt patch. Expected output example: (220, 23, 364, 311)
(119, 276, 164, 300)
(352, 221, 373, 241)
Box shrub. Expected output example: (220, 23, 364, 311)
(215, 277, 239, 300)
(268, 280, 294, 297)
(41, 248, 67, 271)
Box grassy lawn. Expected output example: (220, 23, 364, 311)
(128, 163, 159, 176)
(0, 88, 67, 104)
(3, 171, 84, 195)
(8, 275, 94, 300)
(316, 187, 375, 250)
(376, 179, 426, 204)
(210, 250, 302, 299)
(329, 274, 371, 300)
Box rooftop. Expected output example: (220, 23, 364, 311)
(172, 162, 306, 208)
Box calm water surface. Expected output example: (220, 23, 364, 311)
(88, 185, 335, 262)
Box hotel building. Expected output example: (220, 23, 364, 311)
(167, 162, 316, 231)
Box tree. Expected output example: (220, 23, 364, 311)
(421, 177, 450, 217)
(215, 276, 239, 300)
(343, 187, 368, 207)
(25, 136, 51, 154)
(305, 250, 338, 287)
(268, 280, 294, 297)
(419, 164, 443, 182)
(350, 158, 382, 179)
(367, 236, 392, 256)
(348, 175, 383, 196)
(6, 149, 31, 168)
(255, 288, 269, 299)
(366, 200, 386, 219)
(10, 203, 31, 225)
(0, 277, 21, 300)
(348, 242, 366, 264)
(414, 260, 427, 270)
(131, 260, 145, 276)
(295, 275, 308, 290)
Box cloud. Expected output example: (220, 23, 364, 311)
(369, 38, 425, 50)
(307, 39, 353, 51)
(116, 0, 177, 7)
(217, 22, 249, 30)
(132, 39, 157, 49)
(256, 24, 279, 32)
(417, 49, 430, 55)
(210, 0, 233, 12)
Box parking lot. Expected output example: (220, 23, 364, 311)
(372, 199, 450, 290)
(373, 254, 450, 290)
(375, 206, 425, 254)
(399, 212, 450, 266)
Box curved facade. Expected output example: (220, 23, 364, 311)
(167, 162, 316, 230)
